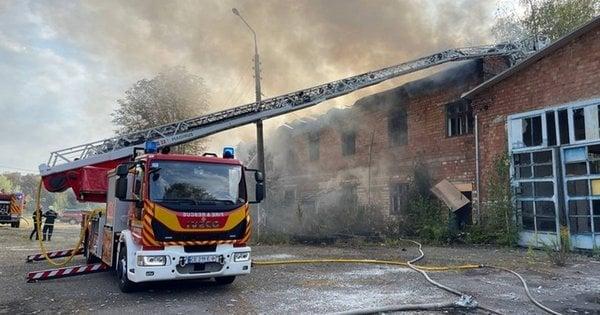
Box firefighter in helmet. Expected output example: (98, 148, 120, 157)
(42, 206, 58, 241)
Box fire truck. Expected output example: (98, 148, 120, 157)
(78, 144, 263, 291)
(0, 192, 24, 228)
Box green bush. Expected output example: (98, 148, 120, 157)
(468, 153, 519, 246)
(543, 226, 572, 266)
(385, 162, 453, 244)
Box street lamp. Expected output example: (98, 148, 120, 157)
(232, 8, 266, 190)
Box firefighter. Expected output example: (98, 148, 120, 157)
(29, 208, 42, 240)
(42, 206, 58, 241)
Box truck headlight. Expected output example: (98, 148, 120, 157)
(233, 252, 250, 262)
(137, 255, 167, 266)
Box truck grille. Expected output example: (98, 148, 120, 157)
(151, 219, 246, 242)
(0, 204, 9, 216)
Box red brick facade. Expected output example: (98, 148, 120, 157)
(268, 57, 510, 220)
(472, 25, 600, 203)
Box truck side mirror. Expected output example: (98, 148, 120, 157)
(255, 182, 264, 203)
(115, 177, 128, 200)
(254, 171, 264, 183)
(116, 164, 129, 177)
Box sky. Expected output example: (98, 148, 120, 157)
(0, 0, 517, 173)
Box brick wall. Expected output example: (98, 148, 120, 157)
(270, 57, 510, 220)
(473, 27, 600, 204)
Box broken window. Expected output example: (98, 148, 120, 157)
(341, 183, 358, 206)
(545, 111, 557, 146)
(308, 131, 320, 161)
(568, 200, 591, 234)
(390, 182, 409, 215)
(446, 101, 473, 137)
(513, 150, 556, 233)
(341, 131, 356, 156)
(573, 108, 586, 141)
(388, 109, 407, 146)
(522, 116, 542, 147)
(564, 145, 600, 177)
(283, 188, 296, 206)
(563, 145, 600, 235)
(514, 151, 553, 179)
(558, 109, 570, 145)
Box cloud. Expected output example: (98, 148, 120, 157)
(0, 0, 498, 172)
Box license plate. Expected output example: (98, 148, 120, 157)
(186, 255, 222, 264)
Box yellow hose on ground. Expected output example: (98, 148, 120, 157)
(34, 179, 102, 267)
(253, 258, 481, 271)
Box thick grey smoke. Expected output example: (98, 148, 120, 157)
(27, 0, 497, 148)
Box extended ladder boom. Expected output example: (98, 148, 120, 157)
(40, 44, 527, 176)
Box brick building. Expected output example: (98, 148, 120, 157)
(261, 17, 600, 247)
(463, 16, 600, 249)
(263, 56, 510, 234)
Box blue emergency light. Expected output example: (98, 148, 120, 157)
(145, 141, 158, 154)
(223, 147, 235, 159)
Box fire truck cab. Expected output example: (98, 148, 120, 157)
(83, 144, 264, 292)
(0, 192, 24, 228)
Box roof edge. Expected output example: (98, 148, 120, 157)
(462, 15, 600, 99)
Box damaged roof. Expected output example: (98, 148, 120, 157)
(462, 15, 600, 99)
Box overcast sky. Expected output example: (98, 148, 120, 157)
(0, 0, 516, 173)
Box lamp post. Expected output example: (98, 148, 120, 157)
(233, 8, 266, 239)
(232, 8, 265, 185)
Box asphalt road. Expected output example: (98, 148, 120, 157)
(1, 223, 599, 314)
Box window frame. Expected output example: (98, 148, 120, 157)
(388, 109, 408, 147)
(445, 101, 474, 137)
(341, 130, 356, 156)
(389, 182, 409, 216)
(308, 131, 320, 161)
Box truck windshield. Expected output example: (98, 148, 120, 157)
(149, 161, 244, 205)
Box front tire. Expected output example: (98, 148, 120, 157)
(215, 276, 236, 285)
(117, 244, 137, 293)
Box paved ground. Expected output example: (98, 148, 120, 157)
(1, 223, 599, 314)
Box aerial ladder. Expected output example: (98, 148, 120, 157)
(38, 43, 532, 202)
(29, 43, 532, 286)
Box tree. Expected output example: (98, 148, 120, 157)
(0, 175, 13, 193)
(112, 66, 210, 154)
(493, 0, 599, 44)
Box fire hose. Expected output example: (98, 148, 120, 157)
(31, 178, 560, 313)
(254, 239, 560, 314)
(33, 179, 102, 267)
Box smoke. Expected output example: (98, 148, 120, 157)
(25, 0, 497, 149)
(257, 60, 484, 239)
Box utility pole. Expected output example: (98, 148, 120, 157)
(232, 8, 266, 192)
(233, 8, 266, 240)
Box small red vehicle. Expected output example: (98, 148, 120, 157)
(59, 208, 86, 225)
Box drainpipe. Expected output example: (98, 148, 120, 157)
(367, 131, 375, 207)
(475, 113, 481, 224)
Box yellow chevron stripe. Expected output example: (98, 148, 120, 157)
(151, 202, 248, 233)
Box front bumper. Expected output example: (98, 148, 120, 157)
(0, 215, 19, 223)
(127, 244, 251, 283)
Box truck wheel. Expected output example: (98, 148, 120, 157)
(117, 244, 136, 293)
(215, 276, 236, 285)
